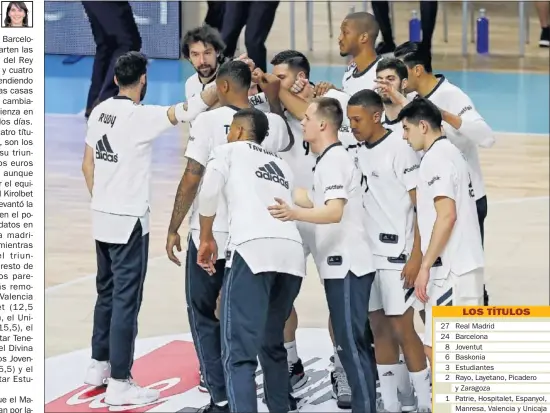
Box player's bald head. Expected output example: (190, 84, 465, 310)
(344, 12, 379, 44)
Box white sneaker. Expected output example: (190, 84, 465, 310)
(84, 360, 110, 386)
(397, 390, 417, 412)
(104, 378, 160, 406)
(376, 398, 402, 412)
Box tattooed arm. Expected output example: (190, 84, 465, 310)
(166, 157, 205, 265)
(168, 158, 204, 233)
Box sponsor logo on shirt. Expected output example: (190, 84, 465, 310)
(428, 175, 440, 186)
(255, 161, 289, 188)
(457, 105, 472, 117)
(324, 184, 343, 193)
(95, 135, 118, 163)
(403, 164, 420, 174)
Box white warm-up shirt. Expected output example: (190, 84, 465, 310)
(423, 75, 495, 200)
(255, 89, 361, 190)
(382, 113, 404, 135)
(184, 73, 216, 100)
(311, 142, 375, 279)
(341, 57, 382, 96)
(417, 137, 484, 279)
(250, 92, 317, 190)
(324, 88, 361, 163)
(198, 141, 305, 276)
(357, 129, 420, 270)
(86, 96, 174, 243)
(185, 105, 290, 250)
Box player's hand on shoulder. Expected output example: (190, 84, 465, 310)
(197, 237, 218, 275)
(268, 197, 296, 221)
(166, 232, 182, 266)
(314, 81, 336, 97)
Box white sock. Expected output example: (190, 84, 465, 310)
(215, 401, 228, 407)
(333, 347, 343, 369)
(395, 362, 414, 396)
(284, 341, 299, 365)
(410, 368, 431, 408)
(398, 351, 405, 364)
(377, 364, 400, 410)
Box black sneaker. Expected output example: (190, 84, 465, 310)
(289, 395, 301, 412)
(539, 27, 549, 47)
(375, 41, 396, 55)
(289, 359, 308, 390)
(197, 401, 229, 413)
(261, 394, 301, 410)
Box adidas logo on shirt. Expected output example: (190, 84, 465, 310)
(95, 135, 118, 163)
(255, 161, 288, 188)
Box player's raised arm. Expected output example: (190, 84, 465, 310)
(278, 87, 310, 120)
(257, 72, 295, 151)
(163, 86, 217, 126)
(269, 50, 315, 120)
(438, 90, 495, 148)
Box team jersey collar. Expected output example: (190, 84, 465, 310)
(363, 129, 393, 149)
(199, 71, 218, 88)
(352, 56, 382, 79)
(112, 95, 133, 101)
(382, 113, 400, 126)
(423, 74, 446, 100)
(315, 141, 342, 164)
(426, 135, 448, 153)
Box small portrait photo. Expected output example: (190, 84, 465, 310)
(1, 1, 32, 28)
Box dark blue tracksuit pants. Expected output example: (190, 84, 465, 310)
(220, 252, 302, 413)
(325, 271, 377, 413)
(185, 237, 227, 403)
(91, 220, 148, 380)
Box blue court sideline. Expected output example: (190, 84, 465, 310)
(45, 55, 549, 135)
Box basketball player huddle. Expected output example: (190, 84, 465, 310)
(84, 11, 495, 413)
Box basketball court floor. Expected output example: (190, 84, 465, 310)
(44, 9, 549, 408)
